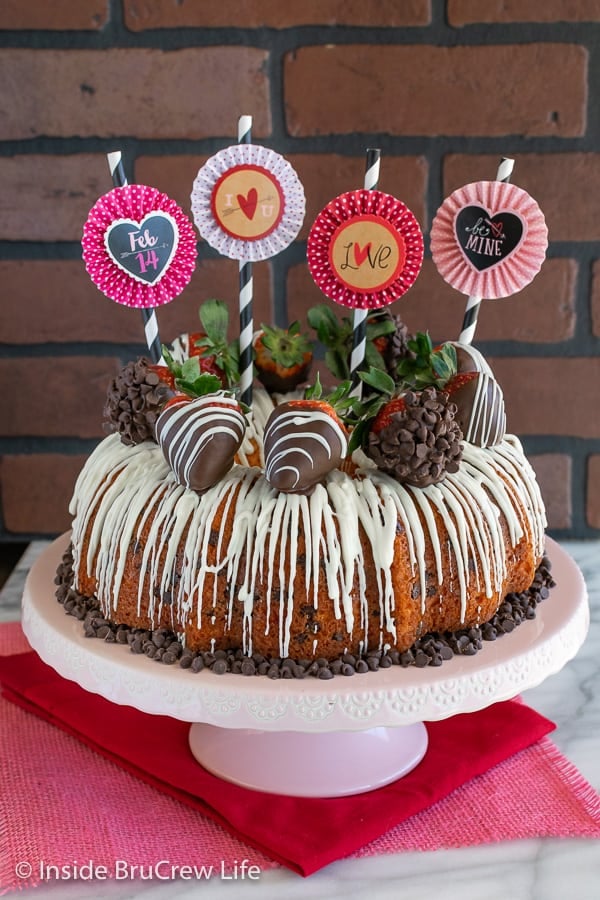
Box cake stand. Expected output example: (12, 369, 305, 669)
(22, 534, 588, 798)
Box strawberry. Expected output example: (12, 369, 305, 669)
(186, 331, 228, 384)
(367, 388, 463, 487)
(147, 364, 177, 392)
(263, 377, 350, 494)
(155, 391, 247, 494)
(253, 322, 313, 394)
(445, 371, 506, 448)
(444, 371, 479, 394)
(371, 396, 407, 433)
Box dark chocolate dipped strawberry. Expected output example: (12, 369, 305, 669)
(445, 370, 506, 448)
(263, 377, 350, 494)
(155, 388, 247, 494)
(254, 321, 313, 394)
(366, 386, 463, 487)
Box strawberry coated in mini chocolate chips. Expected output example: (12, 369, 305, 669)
(367, 386, 463, 488)
(155, 390, 247, 494)
(263, 379, 350, 494)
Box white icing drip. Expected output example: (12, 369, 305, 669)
(70, 429, 546, 658)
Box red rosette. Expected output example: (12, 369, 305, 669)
(307, 190, 424, 309)
(82, 185, 197, 309)
(430, 180, 548, 300)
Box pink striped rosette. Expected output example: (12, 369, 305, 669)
(430, 180, 548, 300)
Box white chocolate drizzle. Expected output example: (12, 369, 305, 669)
(70, 431, 546, 659)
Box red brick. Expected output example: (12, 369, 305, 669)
(0, 358, 121, 439)
(125, 0, 430, 29)
(407, 259, 576, 343)
(590, 260, 600, 337)
(587, 455, 600, 529)
(0, 260, 272, 346)
(157, 260, 274, 343)
(528, 454, 572, 530)
(488, 358, 600, 439)
(1, 455, 88, 536)
(287, 258, 576, 344)
(0, 0, 108, 29)
(0, 154, 114, 242)
(0, 49, 270, 140)
(444, 154, 600, 243)
(449, 0, 600, 25)
(136, 153, 428, 237)
(284, 45, 586, 138)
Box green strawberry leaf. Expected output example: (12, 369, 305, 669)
(199, 299, 229, 343)
(359, 366, 396, 396)
(305, 371, 323, 400)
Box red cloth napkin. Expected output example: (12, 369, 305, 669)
(0, 651, 554, 877)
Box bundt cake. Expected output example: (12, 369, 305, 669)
(68, 382, 546, 663)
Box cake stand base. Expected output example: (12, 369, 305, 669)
(188, 722, 428, 797)
(22, 535, 589, 798)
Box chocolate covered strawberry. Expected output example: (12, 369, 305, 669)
(263, 378, 349, 494)
(104, 357, 174, 446)
(445, 370, 506, 448)
(156, 390, 247, 494)
(254, 322, 313, 394)
(367, 386, 463, 487)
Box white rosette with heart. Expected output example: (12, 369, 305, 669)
(190, 144, 305, 262)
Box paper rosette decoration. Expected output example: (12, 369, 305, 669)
(306, 189, 424, 309)
(190, 144, 305, 262)
(430, 180, 548, 300)
(82, 185, 198, 309)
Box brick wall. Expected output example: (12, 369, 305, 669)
(1, 0, 599, 539)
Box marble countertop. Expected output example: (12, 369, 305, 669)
(1, 540, 599, 900)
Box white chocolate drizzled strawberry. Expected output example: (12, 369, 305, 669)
(263, 401, 348, 494)
(156, 392, 246, 493)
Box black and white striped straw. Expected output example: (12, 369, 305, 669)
(106, 151, 165, 365)
(237, 115, 254, 407)
(458, 156, 515, 345)
(350, 148, 381, 398)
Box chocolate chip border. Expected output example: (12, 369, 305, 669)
(54, 546, 555, 679)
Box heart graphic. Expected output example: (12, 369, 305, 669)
(455, 206, 524, 272)
(105, 213, 179, 285)
(237, 188, 258, 221)
(353, 241, 372, 267)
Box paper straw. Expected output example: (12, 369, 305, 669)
(458, 157, 514, 345)
(106, 151, 165, 366)
(237, 116, 254, 407)
(350, 148, 381, 398)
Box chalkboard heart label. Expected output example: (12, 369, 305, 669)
(104, 212, 179, 285)
(454, 206, 524, 272)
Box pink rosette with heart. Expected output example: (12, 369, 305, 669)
(82, 184, 197, 309)
(430, 180, 548, 300)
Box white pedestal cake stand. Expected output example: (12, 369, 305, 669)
(22, 534, 588, 798)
